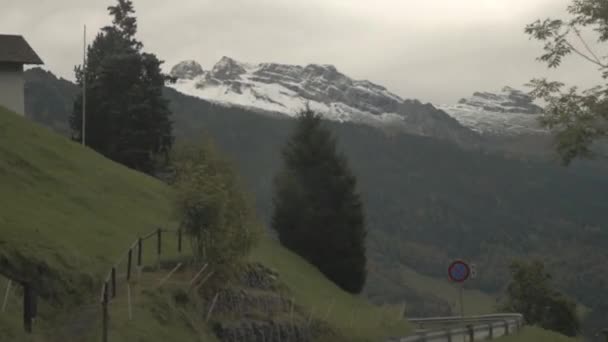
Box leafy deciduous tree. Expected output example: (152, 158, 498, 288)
(526, 0, 608, 164)
(171, 138, 258, 274)
(502, 260, 580, 337)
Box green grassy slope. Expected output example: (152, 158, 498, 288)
(388, 264, 497, 315)
(0, 107, 409, 341)
(251, 238, 410, 341)
(0, 106, 175, 281)
(0, 105, 178, 341)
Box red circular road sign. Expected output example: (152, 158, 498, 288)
(448, 260, 470, 283)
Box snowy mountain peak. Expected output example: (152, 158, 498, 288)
(439, 87, 546, 136)
(211, 56, 249, 79)
(170, 60, 204, 80)
(170, 57, 407, 118)
(168, 57, 479, 145)
(458, 86, 543, 115)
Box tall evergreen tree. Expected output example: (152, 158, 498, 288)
(70, 0, 173, 174)
(272, 109, 367, 293)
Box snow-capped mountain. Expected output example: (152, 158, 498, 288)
(168, 57, 479, 145)
(439, 87, 547, 136)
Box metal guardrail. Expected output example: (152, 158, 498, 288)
(388, 314, 524, 342)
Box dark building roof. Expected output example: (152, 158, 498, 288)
(0, 34, 43, 65)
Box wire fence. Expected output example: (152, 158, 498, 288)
(0, 273, 38, 334)
(4, 227, 438, 342)
(1, 226, 216, 341)
(1, 274, 20, 317)
(99, 227, 191, 342)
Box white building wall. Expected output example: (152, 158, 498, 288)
(0, 63, 25, 115)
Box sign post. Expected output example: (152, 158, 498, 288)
(459, 282, 464, 318)
(448, 259, 471, 342)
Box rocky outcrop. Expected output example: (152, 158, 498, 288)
(212, 57, 248, 80)
(211, 288, 291, 317)
(170, 60, 204, 80)
(240, 263, 280, 291)
(200, 263, 330, 342)
(213, 319, 313, 342)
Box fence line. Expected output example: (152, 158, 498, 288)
(0, 274, 38, 334)
(1, 278, 12, 313)
(99, 226, 189, 342)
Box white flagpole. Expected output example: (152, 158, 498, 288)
(82, 25, 87, 146)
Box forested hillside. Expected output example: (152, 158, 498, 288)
(24, 68, 608, 333)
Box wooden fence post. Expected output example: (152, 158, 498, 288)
(178, 229, 182, 253)
(504, 320, 510, 336)
(127, 283, 133, 321)
(23, 283, 33, 333)
(158, 263, 183, 288)
(102, 282, 109, 342)
(157, 228, 162, 268)
(127, 248, 133, 281)
(2, 280, 11, 312)
(111, 267, 116, 298)
(466, 324, 474, 342)
(488, 322, 494, 339)
(323, 298, 335, 321)
(206, 292, 220, 322)
(137, 237, 143, 283)
(137, 237, 143, 267)
(307, 307, 315, 327)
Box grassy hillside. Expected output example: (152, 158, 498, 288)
(0, 105, 177, 340)
(366, 260, 497, 316)
(24, 70, 608, 337)
(0, 105, 175, 290)
(0, 106, 409, 341)
(251, 238, 410, 340)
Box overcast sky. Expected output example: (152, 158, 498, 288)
(2, 0, 605, 104)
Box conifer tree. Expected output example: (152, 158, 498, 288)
(272, 109, 367, 293)
(70, 0, 173, 173)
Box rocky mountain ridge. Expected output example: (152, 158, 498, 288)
(439, 87, 546, 136)
(169, 57, 480, 146)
